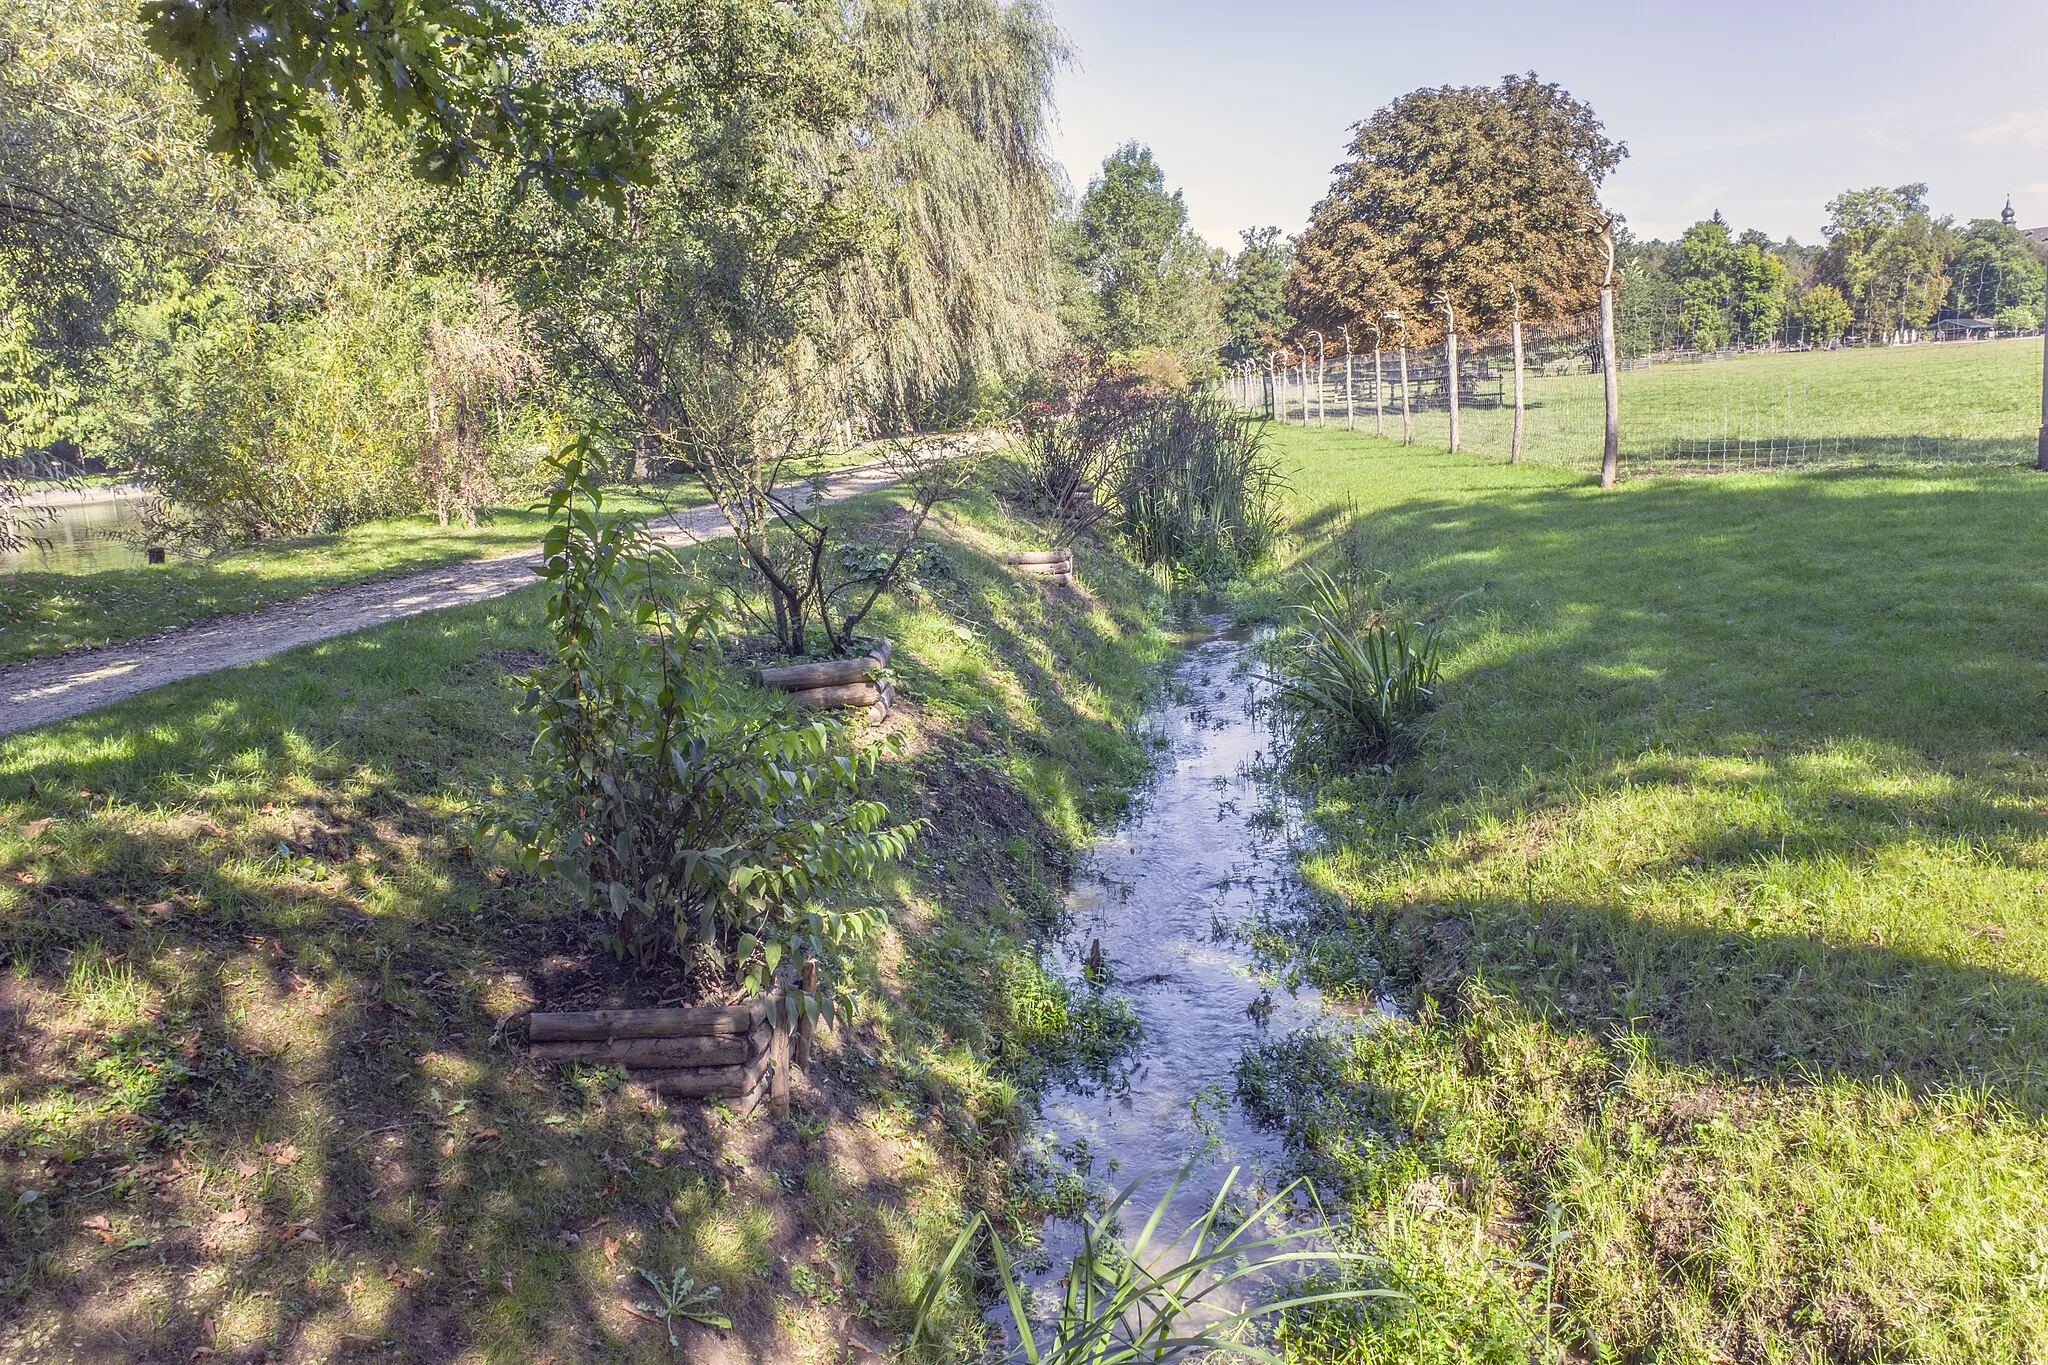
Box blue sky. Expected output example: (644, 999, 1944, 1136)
(1044, 0, 2048, 251)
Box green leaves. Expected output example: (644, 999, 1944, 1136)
(913, 1164, 1399, 1362)
(139, 0, 656, 204)
(1270, 566, 1461, 769)
(483, 439, 915, 1017)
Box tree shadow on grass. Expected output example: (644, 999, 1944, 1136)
(0, 499, 1169, 1361)
(1263, 465, 2048, 1114)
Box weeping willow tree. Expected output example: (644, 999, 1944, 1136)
(500, 0, 1065, 459)
(813, 0, 1070, 431)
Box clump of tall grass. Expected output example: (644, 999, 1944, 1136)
(1112, 393, 1283, 585)
(1269, 567, 1457, 768)
(913, 1165, 1393, 1362)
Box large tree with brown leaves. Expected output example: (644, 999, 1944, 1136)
(1289, 74, 1624, 456)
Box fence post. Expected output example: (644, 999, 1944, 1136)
(1398, 338, 1411, 445)
(2038, 272, 2048, 471)
(1441, 299, 1461, 454)
(1344, 328, 1355, 431)
(1374, 340, 1384, 437)
(1600, 283, 1620, 488)
(1510, 301, 1525, 464)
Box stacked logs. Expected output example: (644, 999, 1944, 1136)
(1003, 549, 1073, 585)
(754, 640, 894, 722)
(529, 996, 790, 1115)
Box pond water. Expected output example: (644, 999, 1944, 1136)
(1, 491, 151, 574)
(1011, 621, 1379, 1329)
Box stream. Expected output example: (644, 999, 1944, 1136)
(1015, 620, 1363, 1320)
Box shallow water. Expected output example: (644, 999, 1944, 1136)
(1013, 621, 1365, 1324)
(1, 494, 149, 574)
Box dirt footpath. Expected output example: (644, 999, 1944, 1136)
(0, 464, 901, 738)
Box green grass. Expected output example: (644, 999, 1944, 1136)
(1236, 426, 2048, 1362)
(1303, 336, 2046, 478)
(0, 456, 1181, 1361)
(0, 485, 706, 666)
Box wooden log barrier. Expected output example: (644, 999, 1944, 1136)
(528, 992, 792, 1109)
(755, 640, 895, 721)
(1004, 549, 1075, 583)
(529, 1000, 767, 1041)
(528, 1022, 770, 1067)
(787, 680, 881, 709)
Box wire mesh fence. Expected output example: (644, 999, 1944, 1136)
(1236, 323, 2045, 480)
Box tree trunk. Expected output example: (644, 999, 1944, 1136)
(1600, 284, 1621, 489)
(1510, 303, 1525, 464)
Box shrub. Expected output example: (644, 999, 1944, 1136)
(117, 280, 426, 544)
(1020, 349, 1173, 543)
(1269, 567, 1453, 767)
(484, 439, 918, 1025)
(1112, 390, 1282, 584)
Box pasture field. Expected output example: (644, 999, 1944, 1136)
(1303, 335, 2046, 478)
(1245, 427, 2048, 1362)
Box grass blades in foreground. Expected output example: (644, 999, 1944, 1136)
(1236, 425, 2048, 1362)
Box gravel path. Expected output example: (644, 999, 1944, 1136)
(1, 463, 901, 738)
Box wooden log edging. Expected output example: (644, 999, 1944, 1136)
(1003, 549, 1075, 584)
(527, 993, 789, 1112)
(754, 639, 895, 722)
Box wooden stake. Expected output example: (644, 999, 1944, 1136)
(1445, 317, 1461, 454)
(1510, 301, 1525, 464)
(1398, 337, 1412, 445)
(770, 1008, 791, 1118)
(2038, 269, 2048, 471)
(1599, 228, 1620, 489)
(796, 958, 817, 1070)
(1600, 283, 1620, 489)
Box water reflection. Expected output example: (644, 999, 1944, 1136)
(1014, 621, 1374, 1323)
(1, 493, 150, 574)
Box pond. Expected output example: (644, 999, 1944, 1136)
(0, 489, 151, 574)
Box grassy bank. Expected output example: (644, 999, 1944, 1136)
(0, 456, 1179, 1362)
(1241, 426, 2048, 1361)
(0, 486, 704, 667)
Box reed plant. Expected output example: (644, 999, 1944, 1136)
(1269, 566, 1452, 767)
(1112, 392, 1283, 584)
(913, 1165, 1392, 1362)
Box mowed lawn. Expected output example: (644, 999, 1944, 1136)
(1243, 426, 2048, 1362)
(1344, 335, 2046, 476)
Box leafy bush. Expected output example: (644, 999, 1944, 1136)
(1269, 567, 1454, 767)
(1018, 348, 1186, 544)
(485, 440, 918, 1025)
(1112, 390, 1282, 584)
(117, 280, 427, 544)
